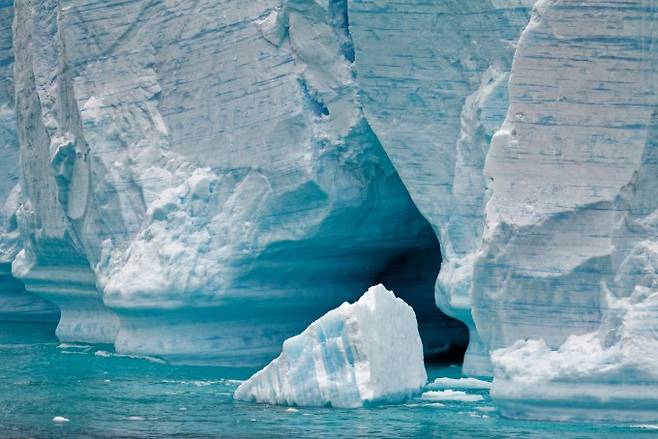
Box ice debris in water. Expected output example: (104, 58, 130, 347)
(234, 284, 427, 408)
(421, 390, 484, 403)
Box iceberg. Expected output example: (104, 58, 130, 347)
(234, 285, 427, 408)
(1, 0, 657, 423)
(7, 0, 465, 361)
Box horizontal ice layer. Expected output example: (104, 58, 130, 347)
(234, 285, 427, 408)
(421, 390, 484, 403)
(0, 263, 58, 321)
(428, 377, 492, 391)
(348, 0, 531, 375)
(13, 254, 119, 343)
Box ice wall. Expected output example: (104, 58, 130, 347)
(480, 0, 658, 421)
(0, 1, 57, 322)
(8, 0, 464, 364)
(348, 0, 532, 374)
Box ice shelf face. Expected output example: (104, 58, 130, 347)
(480, 0, 658, 422)
(234, 285, 427, 408)
(0, 2, 58, 322)
(474, 0, 658, 357)
(7, 0, 464, 363)
(347, 0, 532, 375)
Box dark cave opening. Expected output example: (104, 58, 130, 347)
(374, 222, 469, 365)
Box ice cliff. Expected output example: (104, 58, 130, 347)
(1, 0, 657, 423)
(234, 284, 427, 408)
(0, 1, 57, 321)
(5, 0, 466, 363)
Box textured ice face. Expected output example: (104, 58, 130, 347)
(0, 2, 58, 321)
(474, 0, 658, 361)
(348, 0, 532, 375)
(8, 0, 465, 363)
(480, 0, 658, 422)
(234, 284, 427, 408)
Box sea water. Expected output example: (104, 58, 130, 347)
(0, 321, 654, 438)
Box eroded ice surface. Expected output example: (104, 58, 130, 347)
(348, 0, 532, 375)
(481, 0, 658, 421)
(234, 285, 427, 408)
(7, 0, 464, 362)
(491, 291, 658, 422)
(0, 2, 57, 322)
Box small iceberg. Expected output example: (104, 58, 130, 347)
(234, 284, 427, 408)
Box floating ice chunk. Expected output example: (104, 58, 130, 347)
(421, 390, 484, 403)
(428, 377, 492, 390)
(52, 416, 70, 423)
(234, 285, 427, 408)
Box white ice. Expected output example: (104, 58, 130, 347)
(234, 285, 427, 408)
(421, 390, 484, 403)
(428, 377, 492, 390)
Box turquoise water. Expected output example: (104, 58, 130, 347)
(0, 321, 655, 438)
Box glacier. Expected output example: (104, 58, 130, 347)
(0, 0, 656, 424)
(234, 284, 427, 408)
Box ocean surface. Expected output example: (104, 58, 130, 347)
(0, 320, 655, 438)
